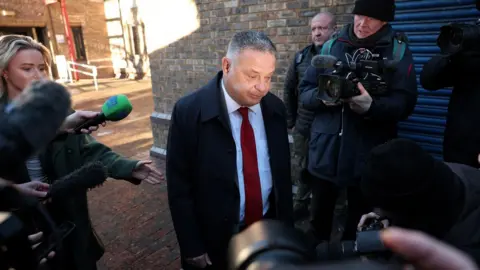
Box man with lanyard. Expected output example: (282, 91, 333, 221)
(283, 12, 337, 220)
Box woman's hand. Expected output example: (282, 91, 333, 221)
(14, 182, 49, 198)
(132, 160, 165, 184)
(61, 111, 106, 134)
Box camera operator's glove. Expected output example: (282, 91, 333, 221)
(357, 212, 390, 231)
(343, 82, 372, 114)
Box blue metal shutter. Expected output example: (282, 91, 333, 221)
(391, 0, 479, 160)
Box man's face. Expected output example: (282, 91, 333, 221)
(221, 49, 276, 107)
(311, 15, 335, 46)
(353, 15, 386, 39)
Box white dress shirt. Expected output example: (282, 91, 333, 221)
(221, 80, 273, 223)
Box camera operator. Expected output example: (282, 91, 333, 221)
(420, 14, 480, 168)
(359, 138, 480, 265)
(298, 0, 418, 243)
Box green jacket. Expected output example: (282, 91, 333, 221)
(41, 132, 139, 270)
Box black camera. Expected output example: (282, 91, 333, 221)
(313, 55, 397, 103)
(316, 219, 389, 261)
(437, 21, 480, 55)
(228, 220, 401, 270)
(0, 184, 72, 270)
(437, 1, 480, 55)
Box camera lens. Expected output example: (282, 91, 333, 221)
(325, 79, 342, 100)
(228, 220, 316, 270)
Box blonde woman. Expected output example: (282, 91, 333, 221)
(0, 35, 164, 270)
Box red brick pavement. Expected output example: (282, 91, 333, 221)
(70, 79, 181, 269)
(88, 157, 180, 270)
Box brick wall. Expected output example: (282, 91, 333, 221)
(149, 0, 355, 157)
(0, 0, 44, 26)
(0, 0, 113, 78)
(45, 0, 114, 78)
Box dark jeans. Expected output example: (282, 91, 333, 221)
(309, 177, 370, 241)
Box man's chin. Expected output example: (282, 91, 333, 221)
(244, 97, 262, 107)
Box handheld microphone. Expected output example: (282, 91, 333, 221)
(0, 80, 71, 176)
(73, 94, 133, 133)
(311, 54, 340, 69)
(45, 161, 108, 200)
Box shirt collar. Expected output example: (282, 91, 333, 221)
(221, 79, 261, 115)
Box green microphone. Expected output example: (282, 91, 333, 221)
(74, 94, 133, 133)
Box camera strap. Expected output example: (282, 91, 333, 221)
(392, 38, 406, 63)
(320, 37, 406, 63)
(320, 39, 335, 56)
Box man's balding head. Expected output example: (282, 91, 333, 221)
(311, 12, 336, 46)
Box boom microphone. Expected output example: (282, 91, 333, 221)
(74, 94, 133, 133)
(45, 161, 108, 200)
(311, 54, 340, 69)
(0, 80, 71, 176)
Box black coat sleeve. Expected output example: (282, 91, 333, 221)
(283, 54, 299, 129)
(299, 65, 328, 111)
(166, 100, 205, 258)
(364, 47, 418, 122)
(276, 104, 294, 226)
(420, 54, 455, 90)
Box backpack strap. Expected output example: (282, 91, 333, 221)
(321, 38, 336, 55)
(392, 38, 406, 62)
(392, 32, 408, 62)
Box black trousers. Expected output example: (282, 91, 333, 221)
(309, 176, 370, 241)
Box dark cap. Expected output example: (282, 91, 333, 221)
(352, 0, 396, 22)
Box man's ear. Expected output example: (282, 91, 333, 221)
(222, 57, 230, 75)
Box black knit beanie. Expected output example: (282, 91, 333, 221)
(360, 138, 456, 214)
(352, 0, 396, 22)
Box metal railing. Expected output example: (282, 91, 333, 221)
(67, 61, 99, 91)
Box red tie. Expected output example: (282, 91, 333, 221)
(238, 107, 263, 226)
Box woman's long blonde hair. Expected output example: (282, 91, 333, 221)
(0, 35, 52, 94)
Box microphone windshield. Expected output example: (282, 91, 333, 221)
(311, 55, 339, 69)
(101, 94, 133, 121)
(9, 80, 71, 151)
(46, 161, 108, 200)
